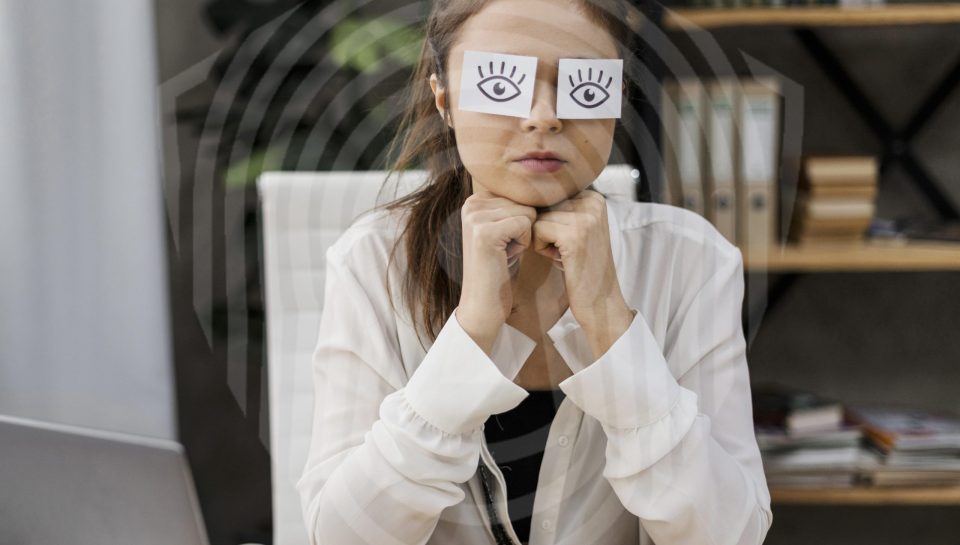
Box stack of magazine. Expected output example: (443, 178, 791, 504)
(753, 382, 960, 488)
(753, 382, 871, 488)
(847, 404, 960, 487)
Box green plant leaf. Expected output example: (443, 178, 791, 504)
(225, 146, 284, 188)
(330, 16, 423, 73)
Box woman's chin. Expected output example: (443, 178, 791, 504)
(516, 195, 561, 208)
(474, 178, 582, 207)
(508, 185, 580, 208)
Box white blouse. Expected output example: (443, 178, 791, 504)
(296, 196, 773, 545)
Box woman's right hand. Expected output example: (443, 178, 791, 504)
(455, 193, 537, 352)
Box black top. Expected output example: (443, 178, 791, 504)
(482, 388, 566, 545)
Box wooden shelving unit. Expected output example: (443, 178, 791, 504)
(644, 1, 960, 509)
(771, 484, 960, 505)
(741, 239, 960, 272)
(665, 3, 960, 29)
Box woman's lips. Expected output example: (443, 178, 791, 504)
(515, 158, 566, 173)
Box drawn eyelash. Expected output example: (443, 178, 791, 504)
(568, 67, 612, 109)
(476, 61, 526, 103)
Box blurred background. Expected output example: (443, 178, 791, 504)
(3, 0, 960, 544)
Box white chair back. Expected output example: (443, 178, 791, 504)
(256, 165, 639, 545)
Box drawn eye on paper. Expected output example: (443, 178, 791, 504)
(476, 61, 526, 102)
(459, 50, 537, 118)
(557, 58, 623, 119)
(568, 67, 612, 108)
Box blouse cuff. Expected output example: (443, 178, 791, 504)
(600, 387, 699, 479)
(557, 309, 684, 430)
(404, 309, 535, 435)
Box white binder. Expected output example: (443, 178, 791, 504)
(677, 79, 706, 216)
(736, 78, 782, 250)
(705, 79, 739, 245)
(660, 81, 681, 206)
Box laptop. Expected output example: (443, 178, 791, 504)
(0, 414, 209, 545)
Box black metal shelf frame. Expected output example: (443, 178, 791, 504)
(794, 28, 960, 221)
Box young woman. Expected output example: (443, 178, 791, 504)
(297, 0, 773, 544)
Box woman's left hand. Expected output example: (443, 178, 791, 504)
(532, 189, 634, 353)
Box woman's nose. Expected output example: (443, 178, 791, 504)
(521, 84, 563, 134)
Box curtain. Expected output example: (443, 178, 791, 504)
(0, 0, 175, 440)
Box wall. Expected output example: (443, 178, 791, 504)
(154, 1, 274, 543)
(0, 0, 175, 440)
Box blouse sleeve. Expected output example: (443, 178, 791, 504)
(296, 243, 537, 545)
(555, 245, 773, 545)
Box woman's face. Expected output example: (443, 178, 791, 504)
(430, 0, 620, 207)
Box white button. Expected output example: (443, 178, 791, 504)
(558, 435, 569, 447)
(541, 519, 553, 531)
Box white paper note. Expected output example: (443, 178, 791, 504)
(556, 58, 623, 119)
(458, 50, 538, 118)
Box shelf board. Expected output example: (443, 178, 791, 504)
(665, 4, 960, 29)
(740, 239, 960, 272)
(771, 484, 960, 505)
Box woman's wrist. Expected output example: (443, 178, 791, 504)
(580, 302, 635, 362)
(454, 306, 502, 356)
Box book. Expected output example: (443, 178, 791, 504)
(803, 182, 878, 200)
(756, 422, 862, 450)
(789, 220, 871, 243)
(762, 444, 863, 472)
(793, 224, 871, 240)
(802, 155, 878, 186)
(794, 216, 874, 231)
(847, 404, 960, 453)
(858, 451, 960, 486)
(753, 382, 845, 434)
(870, 470, 960, 486)
(870, 469, 960, 487)
(789, 214, 873, 240)
(882, 449, 960, 469)
(765, 472, 858, 488)
(795, 193, 876, 220)
(794, 234, 867, 246)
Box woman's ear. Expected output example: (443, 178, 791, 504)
(429, 73, 454, 129)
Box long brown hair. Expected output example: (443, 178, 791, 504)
(373, 0, 643, 349)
